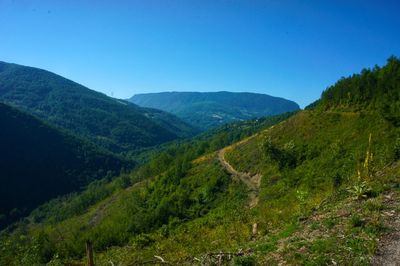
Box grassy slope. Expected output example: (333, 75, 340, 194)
(110, 110, 397, 265)
(223, 110, 399, 264)
(98, 110, 399, 265)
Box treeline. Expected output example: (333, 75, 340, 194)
(318, 56, 400, 125)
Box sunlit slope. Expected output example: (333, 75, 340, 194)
(226, 110, 396, 216)
(91, 111, 398, 264)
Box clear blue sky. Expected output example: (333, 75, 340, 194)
(1, 0, 399, 107)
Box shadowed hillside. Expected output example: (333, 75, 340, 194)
(0, 103, 130, 229)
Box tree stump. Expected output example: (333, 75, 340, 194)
(252, 223, 258, 240)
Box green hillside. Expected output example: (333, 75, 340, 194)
(130, 91, 300, 129)
(0, 103, 131, 230)
(0, 62, 196, 152)
(1, 58, 400, 265)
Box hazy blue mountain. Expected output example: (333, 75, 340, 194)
(0, 102, 130, 229)
(0, 62, 197, 152)
(129, 91, 300, 129)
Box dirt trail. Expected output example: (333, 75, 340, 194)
(216, 125, 277, 208)
(218, 148, 261, 208)
(371, 192, 400, 266)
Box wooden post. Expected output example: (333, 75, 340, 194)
(252, 223, 258, 240)
(86, 240, 94, 266)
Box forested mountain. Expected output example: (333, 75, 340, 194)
(0, 103, 131, 229)
(129, 91, 300, 129)
(1, 58, 399, 265)
(0, 61, 196, 152)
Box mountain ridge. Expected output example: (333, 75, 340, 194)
(130, 91, 300, 129)
(0, 61, 197, 152)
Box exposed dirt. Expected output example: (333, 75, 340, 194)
(215, 123, 280, 208)
(371, 192, 400, 266)
(218, 148, 261, 208)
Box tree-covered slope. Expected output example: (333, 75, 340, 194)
(0, 61, 196, 152)
(0, 103, 130, 229)
(129, 91, 300, 129)
(317, 56, 400, 125)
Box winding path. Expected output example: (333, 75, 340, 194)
(215, 122, 284, 207)
(218, 148, 261, 208)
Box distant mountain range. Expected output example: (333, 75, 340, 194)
(0, 102, 130, 229)
(0, 62, 197, 153)
(129, 91, 300, 129)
